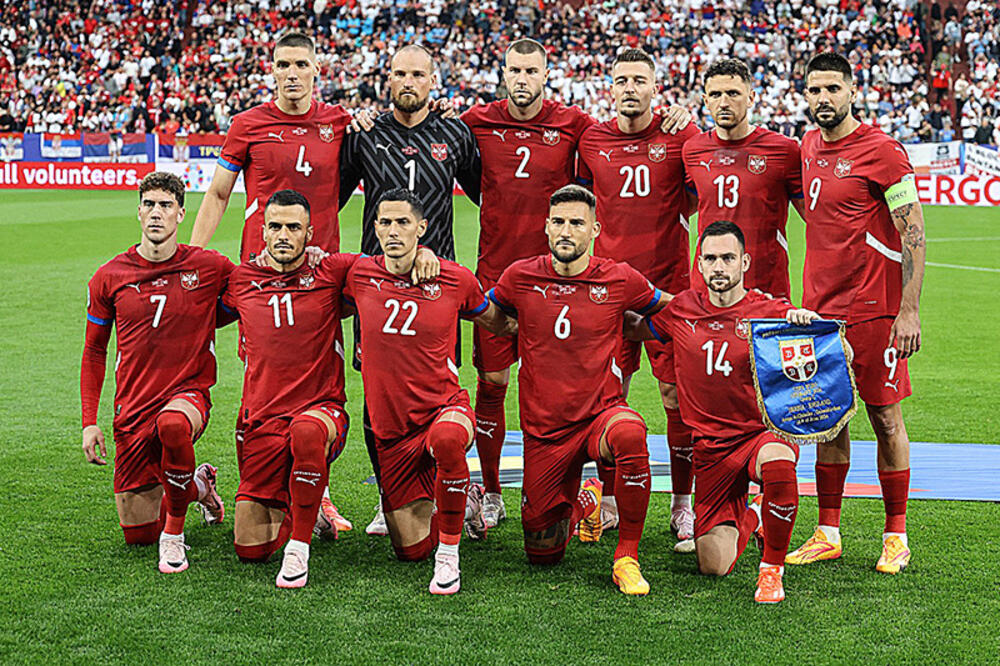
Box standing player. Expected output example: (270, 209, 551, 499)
(460, 39, 593, 528)
(682, 58, 805, 299)
(190, 30, 354, 532)
(338, 44, 482, 536)
(577, 48, 700, 551)
(488, 185, 663, 595)
(462, 40, 691, 530)
(344, 189, 515, 594)
(630, 221, 819, 603)
(82, 172, 229, 574)
(787, 53, 925, 574)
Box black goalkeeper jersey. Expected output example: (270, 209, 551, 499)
(339, 110, 482, 260)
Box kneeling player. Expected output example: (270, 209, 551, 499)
(345, 189, 515, 594)
(488, 185, 665, 595)
(632, 221, 819, 603)
(221, 190, 358, 589)
(81, 172, 230, 573)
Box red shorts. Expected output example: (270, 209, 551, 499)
(693, 431, 798, 539)
(112, 389, 211, 494)
(521, 404, 643, 530)
(376, 400, 473, 512)
(847, 316, 912, 406)
(620, 336, 676, 383)
(235, 402, 349, 508)
(473, 324, 518, 373)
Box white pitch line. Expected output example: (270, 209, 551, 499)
(927, 237, 1000, 242)
(926, 261, 1000, 273)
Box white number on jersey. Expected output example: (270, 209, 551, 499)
(383, 299, 418, 336)
(404, 159, 416, 190)
(619, 164, 650, 198)
(268, 293, 295, 327)
(883, 347, 899, 380)
(808, 177, 822, 211)
(700, 340, 733, 376)
(713, 174, 739, 208)
(149, 294, 166, 328)
(295, 146, 313, 177)
(515, 146, 531, 179)
(554, 304, 571, 339)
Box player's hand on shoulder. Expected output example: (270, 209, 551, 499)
(347, 108, 378, 134)
(251, 249, 270, 267)
(305, 245, 329, 268)
(430, 97, 458, 119)
(412, 247, 441, 284)
(890, 309, 921, 359)
(657, 104, 692, 134)
(785, 308, 820, 326)
(82, 425, 107, 465)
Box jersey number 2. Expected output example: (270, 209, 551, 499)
(383, 299, 418, 336)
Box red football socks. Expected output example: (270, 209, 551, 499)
(597, 460, 616, 498)
(474, 379, 507, 494)
(288, 416, 329, 544)
(607, 418, 650, 561)
(666, 408, 694, 495)
(157, 410, 195, 535)
(879, 468, 910, 533)
(816, 462, 850, 527)
(760, 459, 799, 567)
(430, 420, 472, 543)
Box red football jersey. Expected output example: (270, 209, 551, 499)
(682, 126, 803, 298)
(221, 254, 355, 427)
(218, 101, 352, 260)
(646, 289, 794, 445)
(578, 118, 700, 294)
(460, 100, 594, 285)
(489, 255, 661, 439)
(344, 257, 489, 441)
(86, 245, 234, 432)
(800, 122, 913, 322)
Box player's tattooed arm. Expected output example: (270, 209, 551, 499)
(890, 201, 925, 358)
(411, 247, 441, 283)
(347, 108, 377, 134)
(656, 104, 692, 134)
(473, 302, 518, 337)
(523, 519, 572, 551)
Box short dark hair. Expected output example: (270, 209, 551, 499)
(806, 52, 853, 83)
(703, 58, 752, 85)
(391, 44, 435, 70)
(265, 189, 311, 219)
(700, 220, 745, 251)
(376, 187, 425, 219)
(274, 31, 315, 56)
(139, 171, 185, 207)
(549, 184, 596, 212)
(506, 38, 547, 62)
(613, 48, 655, 73)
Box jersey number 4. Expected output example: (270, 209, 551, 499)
(295, 146, 312, 177)
(700, 339, 733, 376)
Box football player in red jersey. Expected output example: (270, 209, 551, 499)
(630, 221, 821, 603)
(81, 172, 231, 574)
(190, 30, 354, 533)
(462, 39, 691, 531)
(190, 31, 352, 260)
(787, 53, 925, 575)
(577, 48, 700, 552)
(344, 189, 515, 594)
(682, 58, 805, 299)
(488, 185, 666, 595)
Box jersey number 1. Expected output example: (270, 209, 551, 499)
(268, 293, 295, 327)
(700, 340, 732, 376)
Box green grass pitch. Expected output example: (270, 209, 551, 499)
(1, 190, 998, 664)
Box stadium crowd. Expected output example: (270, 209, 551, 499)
(1, 0, 998, 144)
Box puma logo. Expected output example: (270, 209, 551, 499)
(804, 158, 812, 170)
(267, 131, 285, 142)
(624, 479, 648, 489)
(165, 475, 191, 490)
(768, 506, 795, 523)
(671, 448, 694, 463)
(492, 129, 508, 142)
(294, 475, 319, 486)
(369, 277, 385, 292)
(531, 285, 549, 298)
(476, 425, 496, 438)
(599, 149, 613, 162)
(125, 282, 141, 293)
(684, 319, 697, 333)
(376, 142, 392, 155)
(884, 379, 900, 391)
(699, 159, 713, 172)
(250, 280, 265, 291)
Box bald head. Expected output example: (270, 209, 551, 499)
(389, 45, 436, 114)
(391, 44, 435, 70)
